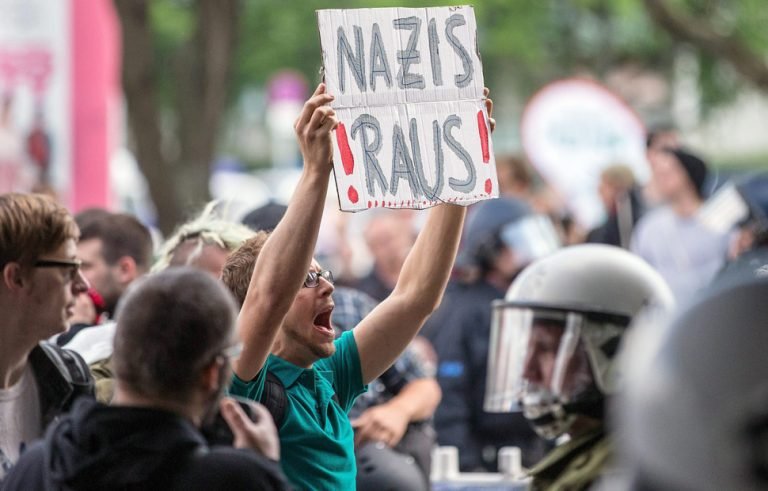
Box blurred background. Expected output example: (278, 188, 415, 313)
(1, 0, 767, 237)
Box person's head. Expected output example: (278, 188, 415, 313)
(652, 148, 709, 203)
(222, 234, 337, 364)
(618, 277, 768, 491)
(495, 154, 535, 198)
(75, 209, 153, 315)
(645, 127, 678, 155)
(0, 193, 88, 342)
(458, 197, 560, 286)
(220, 232, 270, 308)
(363, 211, 415, 278)
(112, 267, 238, 423)
(153, 202, 255, 277)
(241, 202, 287, 232)
(484, 244, 674, 441)
(598, 165, 636, 214)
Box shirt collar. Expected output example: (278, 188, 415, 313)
(267, 354, 334, 389)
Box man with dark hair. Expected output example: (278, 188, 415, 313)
(630, 147, 730, 303)
(0, 193, 93, 479)
(60, 210, 153, 384)
(80, 209, 259, 403)
(75, 209, 153, 318)
(2, 268, 288, 490)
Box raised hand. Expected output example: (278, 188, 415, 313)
(483, 86, 495, 133)
(294, 83, 339, 173)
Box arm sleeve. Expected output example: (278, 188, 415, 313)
(229, 362, 269, 402)
(322, 331, 367, 412)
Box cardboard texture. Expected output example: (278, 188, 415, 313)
(317, 6, 497, 211)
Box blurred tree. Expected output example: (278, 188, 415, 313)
(642, 0, 768, 96)
(114, 0, 239, 235)
(115, 0, 768, 232)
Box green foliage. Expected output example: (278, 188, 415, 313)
(147, 0, 768, 119)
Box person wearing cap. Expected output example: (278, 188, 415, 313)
(630, 147, 730, 304)
(422, 197, 561, 472)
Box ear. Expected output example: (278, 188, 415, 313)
(200, 357, 225, 393)
(2, 262, 26, 291)
(115, 256, 139, 285)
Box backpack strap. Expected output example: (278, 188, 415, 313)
(260, 371, 288, 428)
(37, 342, 95, 413)
(258, 370, 342, 428)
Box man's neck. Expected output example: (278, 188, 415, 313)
(0, 333, 35, 389)
(112, 385, 201, 426)
(0, 308, 39, 389)
(669, 190, 702, 218)
(271, 334, 317, 369)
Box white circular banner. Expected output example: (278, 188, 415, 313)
(521, 78, 648, 228)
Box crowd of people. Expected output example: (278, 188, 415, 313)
(1, 79, 768, 491)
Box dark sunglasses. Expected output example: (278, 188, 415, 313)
(304, 270, 334, 288)
(34, 258, 83, 282)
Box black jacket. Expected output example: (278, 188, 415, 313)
(1, 398, 289, 491)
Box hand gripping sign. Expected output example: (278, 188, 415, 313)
(317, 6, 497, 211)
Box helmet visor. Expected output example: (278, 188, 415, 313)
(485, 304, 592, 413)
(498, 215, 561, 266)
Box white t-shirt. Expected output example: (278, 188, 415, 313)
(0, 364, 42, 479)
(631, 206, 731, 305)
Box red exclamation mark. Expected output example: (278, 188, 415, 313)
(477, 110, 490, 164)
(336, 122, 358, 204)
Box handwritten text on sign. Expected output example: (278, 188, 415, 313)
(317, 6, 497, 211)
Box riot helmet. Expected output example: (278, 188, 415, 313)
(484, 244, 674, 440)
(618, 276, 768, 491)
(458, 197, 560, 279)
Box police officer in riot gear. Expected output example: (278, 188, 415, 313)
(485, 244, 674, 490)
(423, 197, 560, 472)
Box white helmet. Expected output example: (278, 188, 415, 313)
(484, 244, 674, 440)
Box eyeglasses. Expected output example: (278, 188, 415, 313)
(303, 270, 334, 288)
(34, 258, 83, 282)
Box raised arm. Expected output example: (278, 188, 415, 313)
(353, 203, 466, 383)
(353, 89, 495, 384)
(234, 84, 338, 381)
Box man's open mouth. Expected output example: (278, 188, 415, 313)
(313, 307, 334, 335)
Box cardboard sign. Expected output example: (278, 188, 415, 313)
(521, 79, 648, 228)
(317, 6, 497, 211)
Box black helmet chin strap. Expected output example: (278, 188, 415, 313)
(563, 384, 605, 420)
(527, 387, 605, 428)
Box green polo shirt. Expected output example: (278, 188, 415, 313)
(229, 330, 366, 490)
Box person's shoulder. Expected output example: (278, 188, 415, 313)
(1, 441, 47, 490)
(186, 447, 289, 490)
(632, 206, 672, 242)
